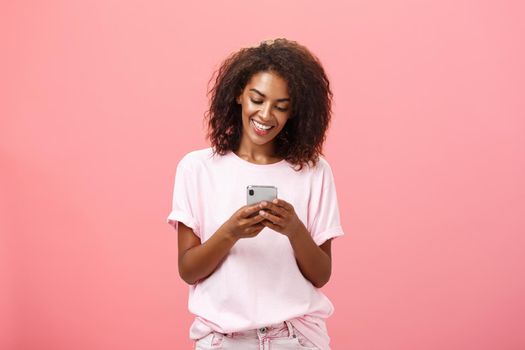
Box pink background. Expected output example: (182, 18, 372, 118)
(2, 1, 524, 349)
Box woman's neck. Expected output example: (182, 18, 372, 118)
(234, 140, 280, 164)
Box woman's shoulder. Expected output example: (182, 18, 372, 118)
(177, 146, 215, 169)
(308, 154, 334, 174)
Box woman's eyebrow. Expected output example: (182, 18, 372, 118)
(249, 88, 290, 102)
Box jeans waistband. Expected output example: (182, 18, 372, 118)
(223, 321, 295, 339)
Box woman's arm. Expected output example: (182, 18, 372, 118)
(177, 222, 237, 285)
(177, 203, 266, 285)
(257, 199, 333, 288)
(288, 226, 332, 288)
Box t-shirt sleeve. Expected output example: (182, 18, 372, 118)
(166, 161, 201, 238)
(307, 160, 345, 246)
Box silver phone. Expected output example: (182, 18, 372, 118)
(247, 185, 278, 217)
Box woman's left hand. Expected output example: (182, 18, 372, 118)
(258, 198, 305, 238)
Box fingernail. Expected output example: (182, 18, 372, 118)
(261, 201, 267, 207)
(273, 199, 278, 203)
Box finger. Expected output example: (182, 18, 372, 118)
(245, 223, 266, 235)
(248, 214, 266, 225)
(248, 222, 265, 232)
(272, 198, 293, 212)
(261, 219, 280, 231)
(260, 202, 287, 217)
(241, 204, 265, 218)
(258, 209, 283, 226)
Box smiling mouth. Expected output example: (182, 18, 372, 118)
(251, 118, 275, 130)
(250, 118, 275, 135)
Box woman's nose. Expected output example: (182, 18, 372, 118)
(258, 103, 272, 120)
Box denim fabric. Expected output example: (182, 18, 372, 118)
(194, 320, 318, 350)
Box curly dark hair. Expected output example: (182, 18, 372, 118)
(204, 38, 333, 171)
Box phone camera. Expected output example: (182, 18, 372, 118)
(249, 189, 254, 196)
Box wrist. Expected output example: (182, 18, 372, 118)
(287, 222, 308, 242)
(220, 228, 239, 244)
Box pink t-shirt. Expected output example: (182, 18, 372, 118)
(166, 147, 345, 350)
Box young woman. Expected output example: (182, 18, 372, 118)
(167, 38, 344, 350)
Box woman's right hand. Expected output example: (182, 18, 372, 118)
(220, 203, 267, 240)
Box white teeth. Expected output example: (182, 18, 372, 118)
(252, 119, 273, 130)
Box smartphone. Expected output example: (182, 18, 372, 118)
(246, 185, 278, 218)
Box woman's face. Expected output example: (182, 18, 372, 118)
(236, 71, 292, 147)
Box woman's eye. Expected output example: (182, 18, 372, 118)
(250, 99, 288, 112)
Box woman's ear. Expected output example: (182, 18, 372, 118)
(236, 90, 244, 104)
